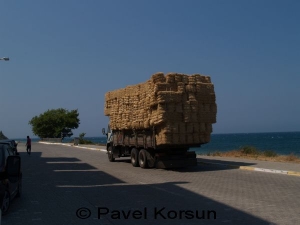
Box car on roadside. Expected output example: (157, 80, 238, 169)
(0, 139, 19, 155)
(0, 143, 22, 215)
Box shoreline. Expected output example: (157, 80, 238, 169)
(198, 146, 300, 164)
(197, 154, 300, 164)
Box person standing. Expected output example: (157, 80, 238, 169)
(26, 135, 31, 155)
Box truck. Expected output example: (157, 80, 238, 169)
(102, 126, 198, 168)
(102, 72, 217, 169)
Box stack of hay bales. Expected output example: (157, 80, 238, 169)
(104, 72, 217, 145)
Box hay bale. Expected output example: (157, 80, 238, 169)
(151, 72, 166, 83)
(104, 72, 217, 145)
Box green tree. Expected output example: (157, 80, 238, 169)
(79, 132, 86, 140)
(78, 132, 93, 144)
(0, 131, 8, 140)
(29, 108, 80, 139)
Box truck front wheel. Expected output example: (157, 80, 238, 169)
(107, 146, 115, 162)
(131, 148, 139, 167)
(139, 149, 148, 169)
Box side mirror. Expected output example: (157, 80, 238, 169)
(102, 128, 106, 135)
(7, 156, 21, 177)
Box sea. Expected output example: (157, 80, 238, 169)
(14, 132, 300, 156)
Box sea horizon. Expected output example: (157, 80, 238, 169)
(12, 130, 300, 140)
(12, 131, 300, 156)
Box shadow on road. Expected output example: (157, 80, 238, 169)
(197, 158, 256, 167)
(4, 150, 271, 225)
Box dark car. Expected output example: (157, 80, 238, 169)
(0, 143, 22, 215)
(0, 139, 19, 155)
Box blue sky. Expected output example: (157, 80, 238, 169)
(1, 0, 300, 138)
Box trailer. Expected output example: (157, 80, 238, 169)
(102, 126, 197, 169)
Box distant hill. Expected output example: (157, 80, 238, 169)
(0, 131, 8, 139)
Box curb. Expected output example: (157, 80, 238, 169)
(39, 141, 107, 152)
(197, 161, 300, 177)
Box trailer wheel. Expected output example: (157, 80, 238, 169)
(139, 149, 148, 168)
(107, 146, 115, 162)
(145, 150, 155, 168)
(131, 148, 139, 167)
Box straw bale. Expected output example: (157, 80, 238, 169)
(178, 122, 186, 133)
(188, 93, 197, 101)
(183, 101, 198, 112)
(183, 113, 198, 123)
(164, 123, 179, 133)
(131, 121, 141, 129)
(151, 72, 166, 84)
(193, 133, 200, 143)
(206, 123, 213, 133)
(179, 134, 186, 144)
(193, 74, 202, 82)
(159, 133, 173, 145)
(172, 134, 180, 145)
(165, 73, 176, 83)
(196, 82, 206, 92)
(182, 93, 188, 102)
(198, 102, 204, 113)
(157, 91, 182, 104)
(186, 123, 194, 133)
(195, 93, 210, 104)
(186, 135, 194, 144)
(174, 74, 183, 82)
(175, 103, 183, 113)
(104, 71, 217, 145)
(186, 84, 197, 93)
(204, 104, 211, 112)
(177, 82, 185, 92)
(204, 76, 211, 83)
(188, 76, 196, 83)
(181, 75, 189, 84)
(199, 134, 206, 143)
(199, 123, 206, 132)
(210, 104, 217, 113)
(197, 113, 217, 123)
(204, 83, 214, 92)
(205, 134, 211, 143)
(193, 123, 199, 133)
(189, 101, 198, 111)
(157, 104, 167, 112)
(167, 103, 176, 112)
(209, 93, 216, 102)
(156, 112, 182, 123)
(154, 83, 178, 92)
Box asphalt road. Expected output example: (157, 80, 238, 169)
(3, 143, 300, 225)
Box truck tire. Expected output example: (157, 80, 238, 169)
(131, 148, 139, 167)
(139, 149, 148, 168)
(145, 150, 155, 168)
(107, 146, 115, 162)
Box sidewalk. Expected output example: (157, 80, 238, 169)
(39, 141, 107, 151)
(38, 141, 300, 176)
(197, 155, 300, 176)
